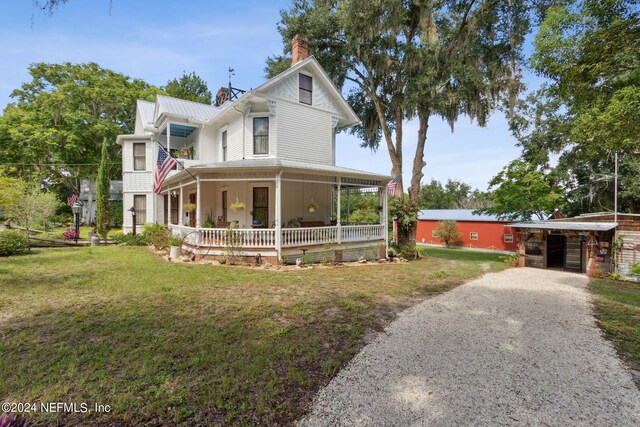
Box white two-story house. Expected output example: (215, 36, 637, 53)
(117, 37, 390, 263)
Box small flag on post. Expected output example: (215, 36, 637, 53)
(153, 145, 178, 194)
(387, 176, 400, 196)
(67, 192, 78, 207)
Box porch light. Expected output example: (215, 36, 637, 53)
(71, 201, 83, 244)
(128, 206, 137, 236)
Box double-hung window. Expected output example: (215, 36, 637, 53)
(133, 143, 146, 171)
(222, 130, 227, 161)
(299, 74, 312, 105)
(253, 117, 269, 155)
(133, 195, 146, 225)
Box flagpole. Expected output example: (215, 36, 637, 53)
(156, 141, 198, 182)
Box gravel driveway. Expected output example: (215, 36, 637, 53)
(299, 268, 640, 426)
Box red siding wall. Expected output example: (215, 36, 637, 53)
(416, 220, 518, 251)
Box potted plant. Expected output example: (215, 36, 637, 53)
(169, 235, 182, 259)
(307, 199, 319, 213)
(230, 198, 245, 212)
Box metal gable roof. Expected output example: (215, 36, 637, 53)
(154, 95, 224, 123)
(137, 100, 155, 128)
(508, 221, 617, 231)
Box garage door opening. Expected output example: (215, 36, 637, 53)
(547, 235, 565, 269)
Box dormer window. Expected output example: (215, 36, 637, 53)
(299, 74, 312, 105)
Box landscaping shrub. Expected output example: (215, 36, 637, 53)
(630, 262, 640, 279)
(112, 233, 149, 246)
(0, 230, 30, 256)
(434, 220, 464, 247)
(142, 223, 171, 250)
(61, 228, 78, 240)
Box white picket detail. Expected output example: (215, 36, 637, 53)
(341, 224, 385, 242)
(199, 228, 276, 248)
(282, 226, 337, 247)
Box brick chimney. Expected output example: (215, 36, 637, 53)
(291, 35, 309, 66)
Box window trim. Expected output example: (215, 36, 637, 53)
(431, 230, 438, 238)
(252, 117, 269, 155)
(133, 143, 146, 171)
(299, 73, 312, 105)
(470, 232, 479, 241)
(504, 234, 514, 243)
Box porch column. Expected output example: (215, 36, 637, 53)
(382, 186, 389, 259)
(179, 183, 183, 226)
(167, 123, 171, 160)
(337, 177, 342, 244)
(275, 171, 282, 261)
(167, 189, 171, 225)
(196, 176, 201, 227)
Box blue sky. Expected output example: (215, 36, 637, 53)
(0, 0, 535, 191)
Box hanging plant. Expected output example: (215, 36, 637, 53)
(182, 203, 196, 212)
(306, 199, 319, 212)
(230, 198, 246, 211)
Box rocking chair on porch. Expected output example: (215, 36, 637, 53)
(216, 216, 231, 228)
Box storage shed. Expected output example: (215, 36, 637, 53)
(509, 213, 640, 279)
(416, 209, 518, 252)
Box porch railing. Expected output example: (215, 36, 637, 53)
(200, 228, 276, 248)
(169, 224, 384, 249)
(341, 224, 385, 242)
(282, 226, 337, 247)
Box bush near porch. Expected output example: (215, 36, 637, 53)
(0, 246, 507, 425)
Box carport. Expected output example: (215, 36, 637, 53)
(508, 221, 616, 275)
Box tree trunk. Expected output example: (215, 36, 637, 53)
(84, 180, 95, 225)
(397, 113, 430, 259)
(409, 113, 429, 203)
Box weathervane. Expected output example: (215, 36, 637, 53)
(228, 67, 235, 90)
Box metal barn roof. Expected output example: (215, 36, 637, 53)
(507, 221, 617, 231)
(418, 209, 511, 222)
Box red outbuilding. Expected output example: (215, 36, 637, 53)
(416, 209, 518, 252)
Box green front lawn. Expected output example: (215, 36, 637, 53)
(589, 278, 640, 374)
(0, 246, 506, 425)
(45, 226, 121, 239)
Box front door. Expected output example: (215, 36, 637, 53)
(547, 235, 565, 269)
(189, 193, 196, 227)
(252, 187, 269, 227)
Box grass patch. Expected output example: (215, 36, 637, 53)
(589, 278, 640, 375)
(419, 246, 508, 263)
(0, 246, 506, 425)
(45, 226, 121, 239)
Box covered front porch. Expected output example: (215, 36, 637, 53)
(159, 160, 390, 262)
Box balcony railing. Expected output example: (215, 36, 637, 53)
(170, 224, 385, 249)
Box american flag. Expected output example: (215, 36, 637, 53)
(67, 192, 79, 207)
(153, 145, 178, 194)
(387, 176, 400, 196)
